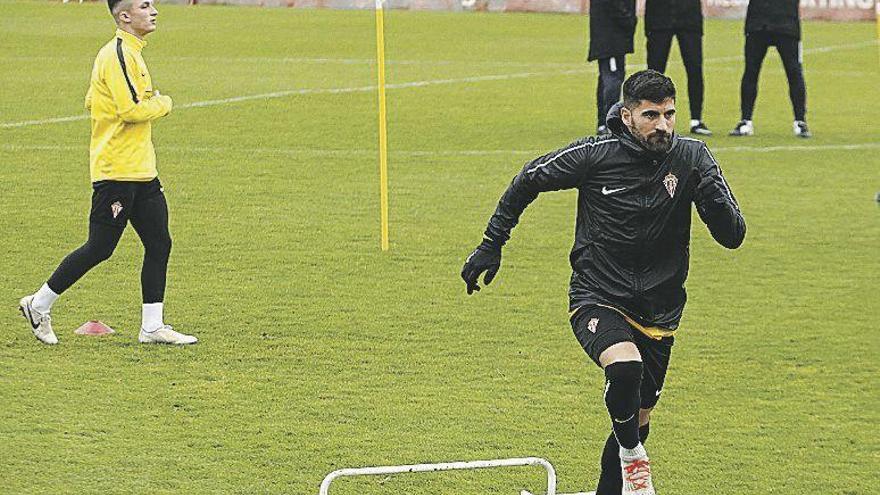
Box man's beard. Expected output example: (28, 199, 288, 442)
(630, 125, 673, 154)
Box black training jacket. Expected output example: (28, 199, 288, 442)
(745, 0, 801, 40)
(483, 103, 746, 329)
(588, 0, 637, 61)
(644, 0, 703, 35)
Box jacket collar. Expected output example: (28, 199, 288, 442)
(606, 102, 679, 160)
(115, 28, 146, 53)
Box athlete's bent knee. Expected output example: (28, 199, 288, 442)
(599, 341, 641, 367)
(84, 240, 116, 265)
(603, 361, 643, 422)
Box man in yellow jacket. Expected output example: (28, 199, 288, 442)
(19, 0, 196, 345)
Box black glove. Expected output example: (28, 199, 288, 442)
(461, 240, 502, 295)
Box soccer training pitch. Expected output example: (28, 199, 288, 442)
(0, 1, 877, 493)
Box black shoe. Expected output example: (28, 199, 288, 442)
(794, 121, 812, 138)
(690, 121, 713, 136)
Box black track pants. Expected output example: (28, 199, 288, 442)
(47, 179, 172, 304)
(740, 31, 807, 121)
(646, 29, 705, 121)
(597, 55, 626, 129)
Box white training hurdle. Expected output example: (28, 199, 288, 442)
(319, 456, 594, 495)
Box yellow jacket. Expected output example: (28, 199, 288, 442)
(85, 29, 173, 182)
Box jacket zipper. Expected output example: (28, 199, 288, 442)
(633, 161, 655, 297)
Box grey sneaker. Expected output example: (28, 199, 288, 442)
(138, 325, 197, 345)
(690, 121, 713, 136)
(19, 296, 58, 345)
(794, 120, 812, 138)
(729, 120, 754, 136)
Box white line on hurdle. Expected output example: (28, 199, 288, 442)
(319, 457, 557, 495)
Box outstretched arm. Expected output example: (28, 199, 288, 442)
(462, 139, 595, 294)
(694, 145, 746, 249)
(485, 140, 595, 246)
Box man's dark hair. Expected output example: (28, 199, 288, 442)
(107, 0, 125, 14)
(622, 70, 676, 109)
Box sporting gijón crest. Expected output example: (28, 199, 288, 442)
(663, 173, 678, 198)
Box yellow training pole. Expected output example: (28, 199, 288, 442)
(876, 0, 880, 41)
(875, 0, 880, 68)
(375, 0, 390, 251)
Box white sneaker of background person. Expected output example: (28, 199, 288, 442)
(19, 295, 58, 345)
(139, 324, 197, 345)
(137, 302, 197, 344)
(620, 443, 656, 495)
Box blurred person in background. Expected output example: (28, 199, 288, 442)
(588, 0, 637, 135)
(644, 0, 712, 135)
(730, 0, 811, 138)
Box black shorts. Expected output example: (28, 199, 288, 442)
(90, 178, 164, 228)
(571, 305, 674, 409)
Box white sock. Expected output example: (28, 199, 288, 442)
(690, 119, 701, 127)
(620, 442, 648, 461)
(142, 303, 164, 332)
(32, 283, 59, 314)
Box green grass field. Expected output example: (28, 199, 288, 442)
(1, 1, 878, 493)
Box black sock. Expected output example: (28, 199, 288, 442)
(596, 423, 651, 495)
(604, 361, 643, 449)
(596, 432, 621, 495)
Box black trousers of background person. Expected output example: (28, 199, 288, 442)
(47, 181, 172, 304)
(647, 30, 704, 121)
(597, 55, 626, 129)
(740, 31, 807, 121)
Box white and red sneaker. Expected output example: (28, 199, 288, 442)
(620, 444, 655, 495)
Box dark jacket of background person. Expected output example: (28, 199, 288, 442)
(644, 0, 703, 35)
(483, 103, 746, 329)
(745, 0, 801, 39)
(588, 0, 637, 61)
